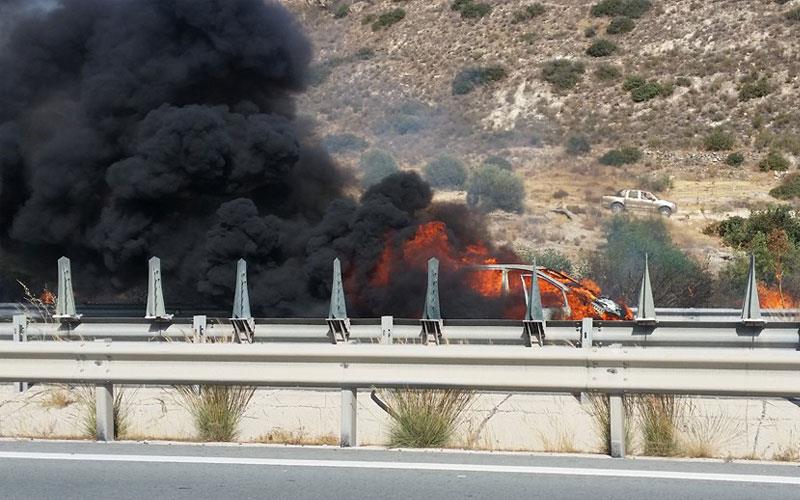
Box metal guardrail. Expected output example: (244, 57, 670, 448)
(1, 340, 799, 457)
(2, 317, 798, 348)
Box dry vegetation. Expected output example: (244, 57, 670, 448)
(287, 0, 799, 266)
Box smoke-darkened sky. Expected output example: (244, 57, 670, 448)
(0, 0, 503, 317)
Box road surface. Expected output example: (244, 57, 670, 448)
(0, 440, 797, 499)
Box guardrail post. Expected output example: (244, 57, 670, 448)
(96, 383, 115, 441)
(12, 315, 28, 392)
(340, 388, 357, 447)
(381, 316, 393, 344)
(193, 315, 206, 343)
(609, 393, 626, 458)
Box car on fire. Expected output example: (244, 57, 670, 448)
(602, 189, 677, 217)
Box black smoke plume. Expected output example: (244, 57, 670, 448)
(0, 0, 508, 317)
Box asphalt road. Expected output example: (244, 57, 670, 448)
(0, 440, 798, 499)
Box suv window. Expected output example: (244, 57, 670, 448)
(642, 192, 657, 201)
(629, 190, 640, 199)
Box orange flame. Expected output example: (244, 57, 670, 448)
(757, 282, 799, 309)
(369, 221, 631, 320)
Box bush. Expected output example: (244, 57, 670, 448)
(541, 59, 585, 90)
(591, 0, 652, 18)
(175, 385, 255, 442)
(452, 65, 508, 95)
(759, 150, 790, 172)
(622, 75, 645, 90)
(565, 134, 592, 156)
(372, 8, 405, 31)
(484, 155, 513, 170)
(553, 189, 569, 199)
(360, 149, 399, 187)
(333, 3, 349, 18)
(606, 16, 635, 34)
(638, 173, 673, 193)
(322, 133, 369, 153)
(466, 164, 525, 213)
(424, 156, 468, 189)
(587, 216, 713, 307)
(630, 81, 662, 102)
(383, 389, 473, 448)
(787, 7, 800, 21)
(703, 128, 735, 151)
(771, 173, 800, 200)
(586, 39, 618, 57)
(584, 26, 597, 37)
(636, 395, 683, 456)
(522, 248, 574, 274)
(738, 77, 771, 101)
(599, 146, 642, 165)
(512, 3, 546, 23)
(452, 0, 492, 19)
(675, 76, 692, 87)
(725, 152, 744, 166)
(595, 63, 622, 80)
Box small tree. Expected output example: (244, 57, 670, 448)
(565, 134, 591, 156)
(704, 128, 735, 151)
(424, 156, 468, 189)
(466, 165, 525, 213)
(541, 59, 585, 90)
(360, 149, 399, 187)
(725, 152, 744, 166)
(759, 150, 790, 172)
(606, 16, 635, 34)
(586, 39, 618, 57)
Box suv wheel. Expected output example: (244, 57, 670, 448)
(659, 206, 672, 217)
(611, 203, 624, 214)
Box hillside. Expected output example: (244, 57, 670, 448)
(285, 0, 799, 270)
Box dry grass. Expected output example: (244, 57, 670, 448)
(75, 386, 135, 439)
(255, 429, 338, 446)
(585, 393, 634, 454)
(636, 394, 685, 457)
(174, 385, 256, 442)
(677, 400, 742, 458)
(38, 387, 77, 409)
(772, 445, 800, 462)
(381, 388, 474, 448)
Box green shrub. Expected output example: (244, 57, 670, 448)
(591, 0, 652, 18)
(586, 39, 618, 57)
(520, 247, 574, 274)
(565, 134, 592, 155)
(424, 156, 468, 189)
(638, 173, 673, 193)
(360, 149, 399, 187)
(704, 128, 735, 151)
(333, 3, 350, 18)
(630, 81, 662, 102)
(484, 155, 513, 170)
(606, 16, 635, 34)
(787, 7, 800, 21)
(770, 173, 800, 200)
(512, 3, 546, 23)
(384, 389, 473, 448)
(599, 146, 641, 165)
(759, 150, 790, 172)
(587, 216, 713, 307)
(738, 77, 771, 101)
(541, 59, 585, 90)
(466, 164, 525, 213)
(595, 63, 622, 80)
(452, 0, 492, 19)
(622, 74, 645, 90)
(452, 65, 508, 95)
(636, 395, 682, 457)
(323, 133, 369, 154)
(725, 152, 744, 166)
(372, 8, 406, 31)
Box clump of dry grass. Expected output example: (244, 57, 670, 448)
(677, 400, 742, 458)
(382, 388, 473, 448)
(585, 393, 633, 454)
(38, 387, 77, 409)
(174, 385, 256, 442)
(636, 394, 684, 456)
(75, 385, 134, 439)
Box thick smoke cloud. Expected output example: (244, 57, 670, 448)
(0, 0, 503, 317)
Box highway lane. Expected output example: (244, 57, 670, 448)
(0, 441, 798, 499)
